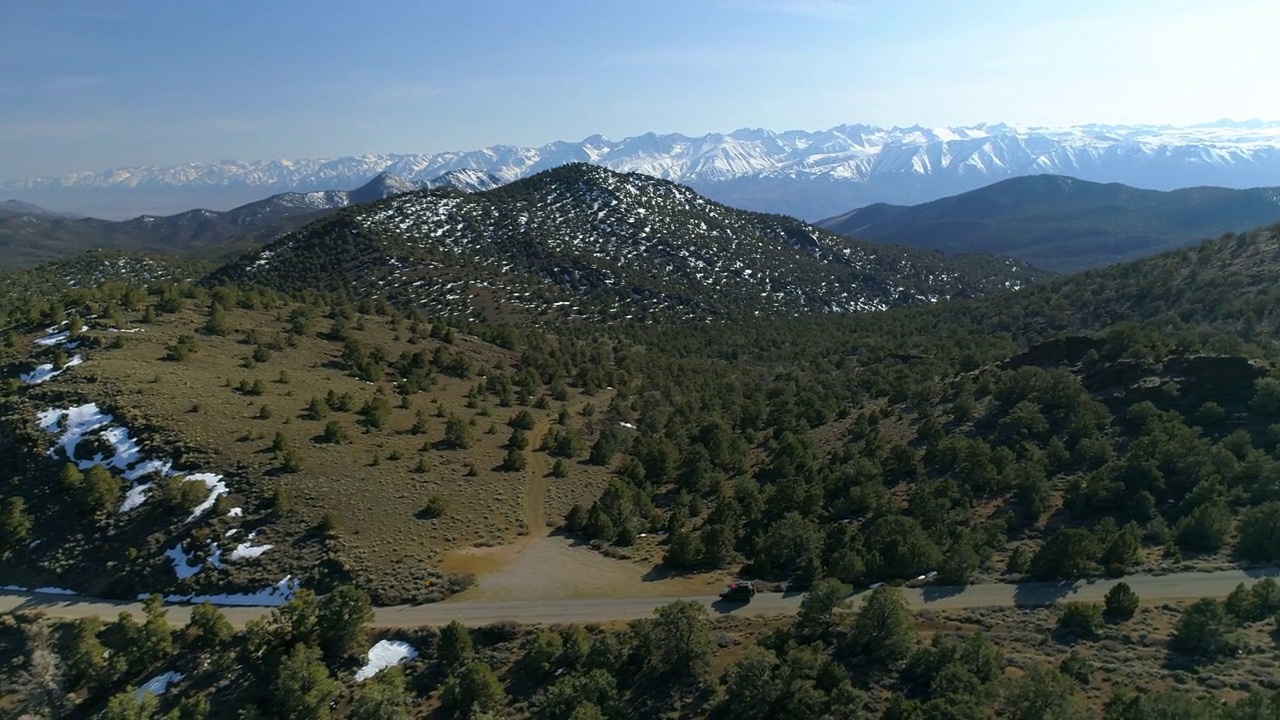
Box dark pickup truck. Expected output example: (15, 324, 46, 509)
(719, 581, 757, 602)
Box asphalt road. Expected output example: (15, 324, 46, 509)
(2, 567, 1277, 628)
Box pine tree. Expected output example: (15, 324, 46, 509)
(317, 585, 374, 662)
(849, 586, 916, 665)
(141, 594, 174, 666)
(438, 620, 473, 672)
(272, 644, 340, 720)
(187, 602, 233, 651)
(0, 496, 34, 554)
(351, 668, 410, 720)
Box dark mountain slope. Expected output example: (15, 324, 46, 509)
(0, 199, 82, 219)
(214, 164, 1043, 322)
(819, 175, 1280, 272)
(0, 171, 502, 272)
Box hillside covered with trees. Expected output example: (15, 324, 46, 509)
(1, 190, 1280, 716)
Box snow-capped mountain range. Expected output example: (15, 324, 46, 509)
(8, 121, 1280, 220)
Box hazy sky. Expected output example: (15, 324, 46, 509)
(4, 0, 1279, 179)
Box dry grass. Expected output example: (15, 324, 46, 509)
(17, 303, 616, 603)
(919, 603, 1280, 706)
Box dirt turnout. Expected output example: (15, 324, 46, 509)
(439, 390, 728, 602)
(440, 533, 729, 602)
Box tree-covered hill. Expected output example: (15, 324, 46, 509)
(819, 175, 1280, 273)
(213, 164, 1043, 322)
(3, 210, 1280, 716)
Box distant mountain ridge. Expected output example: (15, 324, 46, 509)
(0, 169, 498, 271)
(6, 120, 1280, 219)
(215, 163, 1043, 322)
(0, 199, 81, 219)
(818, 176, 1280, 273)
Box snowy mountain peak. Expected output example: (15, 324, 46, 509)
(424, 168, 503, 193)
(348, 172, 420, 204)
(7, 120, 1280, 220)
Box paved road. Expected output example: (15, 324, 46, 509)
(2, 567, 1277, 628)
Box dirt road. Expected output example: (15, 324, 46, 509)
(3, 567, 1276, 628)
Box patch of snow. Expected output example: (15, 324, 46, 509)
(183, 473, 227, 522)
(0, 585, 79, 595)
(86, 425, 143, 470)
(40, 404, 222, 518)
(20, 355, 83, 384)
(34, 331, 70, 347)
(123, 458, 172, 482)
(154, 575, 300, 607)
(120, 482, 155, 513)
(36, 408, 65, 432)
(40, 403, 111, 459)
(229, 539, 273, 561)
(135, 671, 184, 700)
(165, 543, 203, 580)
(355, 640, 419, 682)
(226, 507, 243, 517)
(208, 542, 225, 569)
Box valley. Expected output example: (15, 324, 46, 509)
(9, 2, 1280, 715)
(3, 171, 1280, 718)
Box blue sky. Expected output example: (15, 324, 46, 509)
(3, 0, 1279, 179)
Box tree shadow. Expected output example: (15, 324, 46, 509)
(641, 564, 698, 583)
(921, 583, 966, 603)
(1012, 579, 1079, 607)
(1161, 651, 1217, 671)
(547, 528, 593, 548)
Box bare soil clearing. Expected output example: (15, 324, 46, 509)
(441, 389, 731, 601)
(439, 533, 729, 602)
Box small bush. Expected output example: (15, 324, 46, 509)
(1104, 582, 1140, 621)
(319, 511, 341, 535)
(420, 495, 447, 520)
(1056, 602, 1103, 640)
(278, 448, 303, 473)
(1059, 649, 1093, 685)
(322, 421, 348, 444)
(1170, 598, 1239, 660)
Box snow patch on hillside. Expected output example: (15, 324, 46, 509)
(355, 640, 419, 682)
(136, 671, 184, 700)
(20, 355, 83, 384)
(153, 575, 300, 606)
(36, 402, 228, 519)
